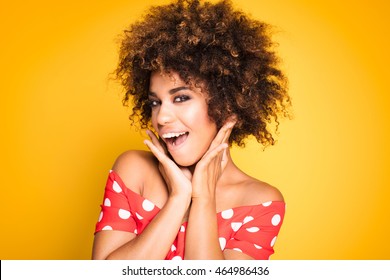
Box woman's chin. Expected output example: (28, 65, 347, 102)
(171, 155, 200, 168)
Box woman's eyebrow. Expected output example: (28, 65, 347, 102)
(169, 86, 190, 94)
(149, 86, 190, 97)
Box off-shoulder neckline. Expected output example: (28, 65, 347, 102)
(109, 170, 285, 215)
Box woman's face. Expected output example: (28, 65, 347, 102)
(149, 71, 217, 166)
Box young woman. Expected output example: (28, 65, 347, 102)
(92, 0, 291, 260)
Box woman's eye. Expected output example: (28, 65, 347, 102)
(148, 100, 160, 107)
(174, 95, 190, 103)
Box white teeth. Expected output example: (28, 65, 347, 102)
(162, 132, 187, 139)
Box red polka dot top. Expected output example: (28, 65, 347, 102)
(95, 170, 285, 260)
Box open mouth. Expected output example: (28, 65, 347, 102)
(162, 132, 189, 148)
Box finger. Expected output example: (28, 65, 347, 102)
(144, 138, 181, 178)
(220, 146, 229, 171)
(199, 142, 228, 168)
(144, 139, 170, 164)
(146, 130, 168, 155)
(209, 121, 236, 149)
(221, 121, 235, 144)
(158, 162, 169, 183)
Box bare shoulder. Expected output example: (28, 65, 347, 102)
(113, 149, 157, 170)
(111, 150, 159, 193)
(218, 171, 284, 211)
(240, 177, 284, 206)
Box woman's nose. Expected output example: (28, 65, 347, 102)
(156, 102, 175, 125)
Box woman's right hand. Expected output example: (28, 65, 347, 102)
(144, 130, 192, 200)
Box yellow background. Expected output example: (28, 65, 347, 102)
(1, 0, 389, 259)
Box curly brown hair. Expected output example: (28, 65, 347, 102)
(115, 0, 291, 147)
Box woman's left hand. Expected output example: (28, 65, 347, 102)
(191, 120, 235, 200)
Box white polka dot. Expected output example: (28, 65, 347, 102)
(221, 209, 234, 219)
(231, 222, 242, 232)
(142, 199, 155, 212)
(134, 229, 138, 234)
(271, 214, 281, 226)
(172, 256, 182, 260)
(233, 248, 242, 252)
(104, 198, 111, 207)
(102, 225, 112, 230)
(262, 201, 272, 207)
(98, 211, 103, 222)
(109, 170, 113, 173)
(270, 236, 277, 247)
(219, 237, 226, 250)
(118, 209, 131, 219)
(171, 244, 176, 252)
(243, 216, 254, 224)
(246, 227, 260, 233)
(254, 244, 262, 249)
(180, 225, 185, 232)
(136, 212, 143, 220)
(112, 181, 122, 193)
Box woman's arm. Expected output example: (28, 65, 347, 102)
(185, 196, 224, 259)
(184, 121, 235, 259)
(185, 197, 255, 260)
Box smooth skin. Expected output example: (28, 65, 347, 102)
(92, 71, 284, 260)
